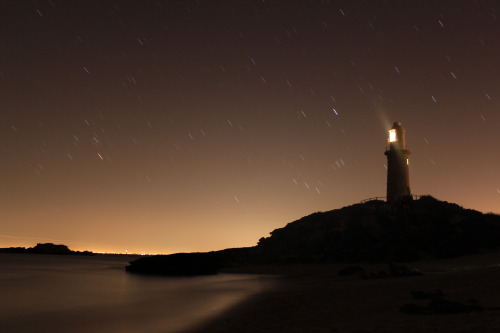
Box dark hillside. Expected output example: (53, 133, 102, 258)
(255, 196, 500, 263)
(126, 196, 500, 275)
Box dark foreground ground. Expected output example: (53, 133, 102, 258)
(190, 252, 500, 333)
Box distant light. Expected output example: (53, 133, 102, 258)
(389, 129, 397, 142)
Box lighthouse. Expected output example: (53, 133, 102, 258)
(385, 122, 412, 204)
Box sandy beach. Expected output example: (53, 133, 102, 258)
(191, 252, 500, 332)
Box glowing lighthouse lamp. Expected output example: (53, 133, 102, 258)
(384, 122, 412, 204)
(389, 129, 397, 143)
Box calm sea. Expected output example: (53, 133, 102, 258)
(0, 253, 272, 333)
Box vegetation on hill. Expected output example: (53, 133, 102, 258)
(255, 196, 500, 263)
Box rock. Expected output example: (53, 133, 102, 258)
(338, 266, 365, 276)
(411, 289, 445, 300)
(427, 298, 484, 314)
(401, 291, 484, 315)
(125, 248, 253, 276)
(126, 252, 222, 276)
(388, 263, 423, 277)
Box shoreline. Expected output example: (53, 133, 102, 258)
(190, 252, 500, 332)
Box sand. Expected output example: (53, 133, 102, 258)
(190, 252, 500, 332)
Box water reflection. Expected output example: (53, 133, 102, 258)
(0, 254, 273, 333)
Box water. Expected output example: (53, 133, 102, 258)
(0, 254, 273, 333)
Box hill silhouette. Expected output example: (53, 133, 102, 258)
(254, 195, 500, 263)
(0, 243, 94, 255)
(126, 196, 500, 275)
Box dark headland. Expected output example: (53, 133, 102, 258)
(126, 195, 500, 275)
(0, 242, 94, 255)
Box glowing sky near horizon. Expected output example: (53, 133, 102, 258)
(1, 1, 499, 254)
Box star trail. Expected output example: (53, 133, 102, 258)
(1, 1, 498, 253)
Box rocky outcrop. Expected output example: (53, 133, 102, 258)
(125, 247, 252, 276)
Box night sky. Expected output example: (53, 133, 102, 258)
(1, 1, 499, 254)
